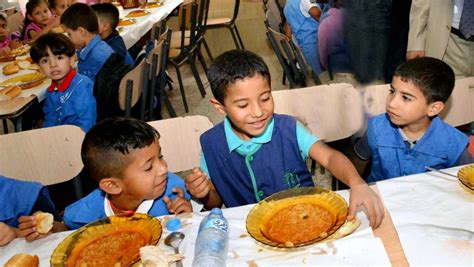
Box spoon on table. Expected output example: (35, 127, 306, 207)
(425, 166, 458, 181)
(164, 231, 185, 267)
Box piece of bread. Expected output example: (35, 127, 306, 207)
(2, 63, 20, 75)
(4, 253, 39, 267)
(35, 212, 54, 234)
(0, 85, 22, 99)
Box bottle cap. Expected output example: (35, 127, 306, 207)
(166, 218, 181, 232)
(210, 208, 222, 215)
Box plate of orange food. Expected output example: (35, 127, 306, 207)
(126, 9, 150, 18)
(50, 213, 162, 266)
(118, 18, 137, 27)
(246, 187, 359, 248)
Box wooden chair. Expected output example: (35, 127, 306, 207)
(266, 26, 321, 88)
(0, 125, 85, 199)
(272, 83, 364, 190)
(147, 115, 213, 173)
(205, 0, 244, 49)
(168, 1, 207, 113)
(147, 27, 177, 119)
(118, 58, 150, 119)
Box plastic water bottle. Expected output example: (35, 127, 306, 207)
(192, 208, 229, 267)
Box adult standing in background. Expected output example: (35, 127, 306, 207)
(407, 0, 473, 78)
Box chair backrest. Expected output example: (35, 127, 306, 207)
(0, 125, 85, 185)
(266, 26, 320, 88)
(6, 11, 23, 33)
(264, 0, 285, 33)
(362, 77, 474, 127)
(272, 83, 364, 142)
(118, 59, 147, 113)
(148, 115, 213, 172)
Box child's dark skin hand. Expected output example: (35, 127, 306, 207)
(163, 187, 192, 214)
(17, 211, 50, 242)
(0, 222, 18, 246)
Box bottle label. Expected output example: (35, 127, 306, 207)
(203, 218, 228, 233)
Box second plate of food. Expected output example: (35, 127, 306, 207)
(246, 187, 348, 248)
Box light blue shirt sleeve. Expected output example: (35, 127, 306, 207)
(200, 153, 211, 179)
(296, 121, 318, 160)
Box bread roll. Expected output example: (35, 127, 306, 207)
(4, 253, 39, 267)
(35, 212, 54, 234)
(2, 63, 20, 75)
(0, 85, 22, 99)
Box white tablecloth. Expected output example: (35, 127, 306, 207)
(377, 165, 474, 266)
(0, 190, 391, 266)
(120, 0, 183, 49)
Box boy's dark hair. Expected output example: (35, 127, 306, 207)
(60, 3, 99, 33)
(30, 32, 76, 63)
(394, 57, 455, 104)
(91, 3, 119, 30)
(208, 49, 271, 104)
(81, 117, 160, 183)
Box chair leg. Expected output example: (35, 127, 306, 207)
(227, 25, 241, 49)
(233, 23, 245, 49)
(187, 52, 207, 98)
(196, 45, 209, 76)
(202, 37, 214, 61)
(2, 119, 8, 134)
(172, 62, 189, 113)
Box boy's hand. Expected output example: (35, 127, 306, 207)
(348, 184, 385, 229)
(0, 222, 17, 246)
(17, 212, 51, 242)
(185, 167, 211, 199)
(163, 187, 192, 214)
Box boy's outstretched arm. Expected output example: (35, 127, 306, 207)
(185, 167, 223, 210)
(309, 142, 385, 228)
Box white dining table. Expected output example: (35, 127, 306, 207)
(119, 0, 183, 49)
(0, 166, 472, 266)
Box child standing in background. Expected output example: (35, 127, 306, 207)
(91, 3, 134, 66)
(22, 0, 60, 42)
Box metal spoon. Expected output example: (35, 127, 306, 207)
(164, 231, 185, 267)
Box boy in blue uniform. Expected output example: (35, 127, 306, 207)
(91, 3, 134, 66)
(19, 118, 192, 238)
(0, 176, 57, 246)
(60, 3, 114, 82)
(30, 32, 96, 132)
(185, 50, 384, 228)
(358, 57, 473, 182)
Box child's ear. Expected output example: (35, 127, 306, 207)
(210, 98, 227, 115)
(27, 14, 33, 21)
(99, 177, 123, 195)
(427, 101, 445, 117)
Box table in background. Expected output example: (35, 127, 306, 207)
(120, 0, 183, 49)
(0, 62, 50, 133)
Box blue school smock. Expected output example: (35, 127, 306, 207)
(284, 0, 323, 74)
(200, 114, 315, 208)
(42, 71, 97, 132)
(63, 172, 190, 229)
(367, 113, 469, 182)
(104, 31, 135, 66)
(77, 35, 114, 82)
(0, 176, 55, 227)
